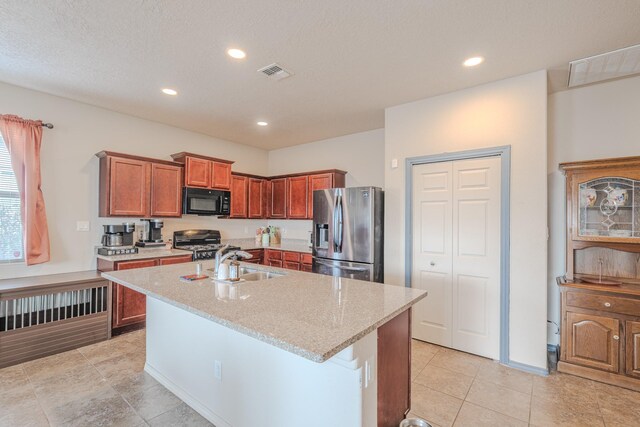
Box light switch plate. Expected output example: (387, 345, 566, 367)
(391, 158, 398, 169)
(76, 221, 90, 232)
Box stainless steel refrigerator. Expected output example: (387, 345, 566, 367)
(312, 187, 384, 282)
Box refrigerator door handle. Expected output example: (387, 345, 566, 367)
(314, 258, 369, 272)
(333, 193, 343, 252)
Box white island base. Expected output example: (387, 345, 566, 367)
(144, 297, 378, 427)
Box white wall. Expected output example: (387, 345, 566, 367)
(547, 75, 640, 345)
(385, 71, 548, 369)
(267, 129, 385, 240)
(0, 82, 269, 279)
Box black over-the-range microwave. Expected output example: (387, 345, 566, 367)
(182, 187, 231, 216)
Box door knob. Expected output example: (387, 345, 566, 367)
(613, 335, 620, 340)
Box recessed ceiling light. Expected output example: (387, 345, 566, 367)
(161, 88, 178, 96)
(463, 56, 484, 67)
(227, 48, 246, 59)
(257, 121, 268, 126)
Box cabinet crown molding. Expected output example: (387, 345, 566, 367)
(560, 156, 640, 173)
(96, 151, 183, 167)
(170, 152, 235, 164)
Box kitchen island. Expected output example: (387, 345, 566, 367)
(102, 262, 427, 427)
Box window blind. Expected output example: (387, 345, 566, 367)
(0, 136, 23, 262)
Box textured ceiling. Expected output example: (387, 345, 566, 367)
(0, 1, 639, 149)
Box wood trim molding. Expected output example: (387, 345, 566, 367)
(96, 151, 183, 167)
(559, 156, 640, 173)
(170, 152, 235, 164)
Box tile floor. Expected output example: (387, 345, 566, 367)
(1, 333, 639, 426)
(0, 330, 212, 427)
(409, 339, 640, 427)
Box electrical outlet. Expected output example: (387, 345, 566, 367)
(214, 360, 222, 381)
(76, 221, 90, 232)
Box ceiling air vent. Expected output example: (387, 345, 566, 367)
(568, 44, 640, 88)
(257, 63, 293, 81)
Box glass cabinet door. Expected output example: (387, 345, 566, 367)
(578, 177, 639, 239)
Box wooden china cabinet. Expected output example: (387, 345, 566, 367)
(558, 156, 640, 391)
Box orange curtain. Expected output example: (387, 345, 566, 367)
(0, 114, 50, 265)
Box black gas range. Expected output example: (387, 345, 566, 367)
(173, 230, 240, 261)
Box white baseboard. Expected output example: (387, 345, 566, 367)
(145, 362, 232, 427)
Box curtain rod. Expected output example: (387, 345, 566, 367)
(41, 123, 54, 129)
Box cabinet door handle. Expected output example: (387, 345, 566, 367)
(430, 261, 436, 267)
(613, 335, 620, 340)
(604, 302, 611, 307)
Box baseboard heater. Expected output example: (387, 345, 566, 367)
(0, 271, 111, 368)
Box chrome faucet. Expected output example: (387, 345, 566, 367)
(215, 245, 253, 273)
(215, 244, 231, 274)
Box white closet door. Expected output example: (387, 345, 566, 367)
(451, 157, 501, 359)
(411, 161, 453, 347)
(411, 156, 501, 360)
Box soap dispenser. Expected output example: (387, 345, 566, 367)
(229, 258, 240, 281)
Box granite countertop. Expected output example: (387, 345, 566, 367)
(102, 262, 427, 363)
(222, 238, 312, 254)
(96, 247, 192, 262)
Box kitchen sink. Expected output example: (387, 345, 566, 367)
(208, 267, 285, 282)
(239, 267, 284, 281)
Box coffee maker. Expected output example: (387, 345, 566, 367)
(98, 223, 138, 256)
(136, 219, 165, 247)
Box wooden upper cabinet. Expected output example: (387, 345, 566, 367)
(185, 156, 211, 188)
(566, 311, 619, 373)
(287, 176, 309, 219)
(560, 157, 640, 244)
(248, 178, 267, 218)
(211, 161, 232, 190)
(307, 171, 345, 219)
(230, 174, 248, 218)
(150, 163, 183, 217)
(107, 156, 150, 217)
(270, 178, 287, 218)
(97, 151, 183, 218)
(171, 152, 235, 190)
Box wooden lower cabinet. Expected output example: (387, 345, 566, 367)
(98, 255, 192, 331)
(159, 255, 193, 266)
(627, 321, 640, 378)
(262, 249, 312, 272)
(565, 311, 619, 373)
(243, 249, 264, 264)
(112, 259, 156, 329)
(559, 283, 640, 391)
(377, 309, 411, 427)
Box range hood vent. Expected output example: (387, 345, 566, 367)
(257, 63, 293, 81)
(568, 44, 640, 88)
